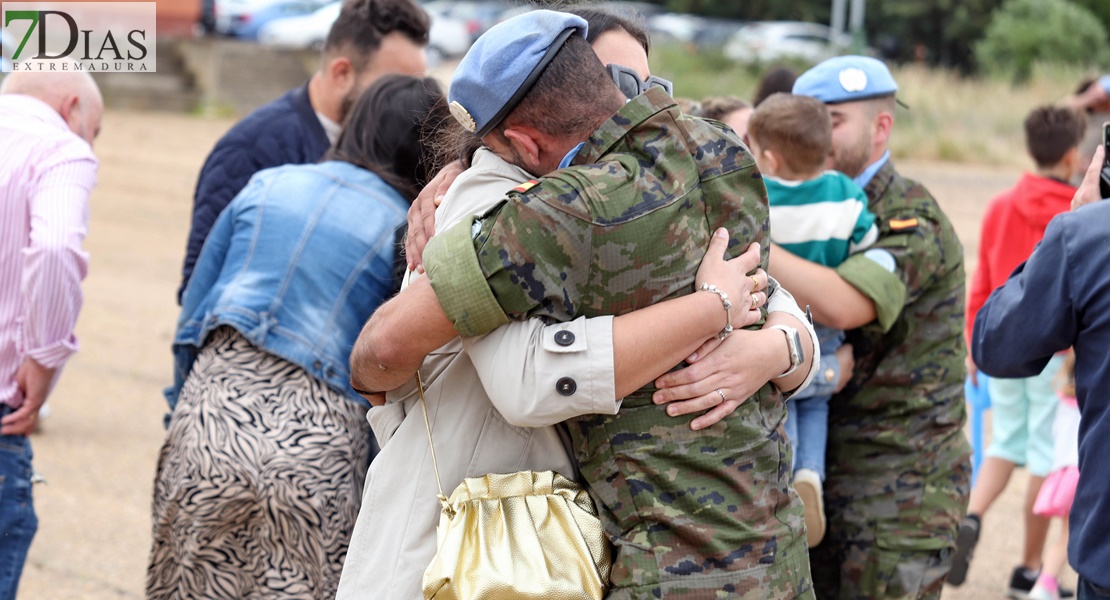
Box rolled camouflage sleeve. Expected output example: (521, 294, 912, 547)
(835, 213, 952, 332)
(836, 252, 906, 332)
(424, 215, 510, 337)
(424, 195, 590, 337)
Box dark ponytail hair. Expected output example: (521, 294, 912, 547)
(326, 75, 454, 201)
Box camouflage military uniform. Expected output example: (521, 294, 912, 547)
(423, 88, 813, 599)
(807, 159, 972, 599)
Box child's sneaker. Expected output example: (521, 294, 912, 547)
(1009, 566, 1043, 599)
(793, 468, 825, 547)
(1027, 574, 1060, 600)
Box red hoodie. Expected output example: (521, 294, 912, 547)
(967, 173, 1075, 343)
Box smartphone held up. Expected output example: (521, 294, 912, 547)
(1100, 121, 1110, 200)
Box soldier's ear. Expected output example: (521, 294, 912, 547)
(503, 128, 542, 171)
(874, 112, 894, 148)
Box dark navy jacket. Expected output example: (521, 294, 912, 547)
(972, 200, 1110, 588)
(178, 82, 330, 303)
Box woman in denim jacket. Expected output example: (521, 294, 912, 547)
(148, 75, 453, 600)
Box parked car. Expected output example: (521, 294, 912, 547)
(691, 18, 746, 50)
(724, 21, 852, 64)
(423, 0, 507, 43)
(499, 2, 664, 29)
(258, 1, 340, 50)
(425, 5, 472, 62)
(259, 1, 470, 62)
(647, 13, 708, 45)
(599, 1, 665, 19)
(225, 0, 330, 39)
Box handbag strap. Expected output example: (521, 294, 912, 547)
(415, 371, 451, 511)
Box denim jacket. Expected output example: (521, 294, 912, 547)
(165, 161, 409, 413)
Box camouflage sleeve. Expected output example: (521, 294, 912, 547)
(836, 214, 947, 332)
(423, 215, 511, 338)
(423, 193, 590, 337)
(836, 253, 905, 332)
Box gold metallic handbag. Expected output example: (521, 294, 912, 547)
(415, 372, 612, 600)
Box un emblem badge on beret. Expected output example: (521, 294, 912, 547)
(839, 68, 868, 93)
(449, 101, 477, 132)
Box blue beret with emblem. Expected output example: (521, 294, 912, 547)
(448, 10, 588, 138)
(793, 55, 903, 105)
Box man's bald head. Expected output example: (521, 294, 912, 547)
(1, 67, 103, 147)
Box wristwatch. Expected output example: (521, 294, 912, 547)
(770, 324, 804, 379)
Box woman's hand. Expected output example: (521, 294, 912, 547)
(652, 326, 784, 431)
(693, 235, 768, 344)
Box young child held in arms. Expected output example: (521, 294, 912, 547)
(747, 92, 877, 547)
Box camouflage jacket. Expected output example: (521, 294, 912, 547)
(424, 88, 813, 598)
(825, 159, 971, 551)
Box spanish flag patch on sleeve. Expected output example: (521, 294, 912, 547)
(512, 179, 539, 194)
(888, 217, 918, 231)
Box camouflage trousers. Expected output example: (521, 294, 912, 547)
(809, 542, 952, 599)
(808, 428, 971, 599)
(604, 554, 817, 600)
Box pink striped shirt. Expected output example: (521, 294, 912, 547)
(0, 94, 98, 408)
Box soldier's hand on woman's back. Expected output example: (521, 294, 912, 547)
(405, 160, 465, 270)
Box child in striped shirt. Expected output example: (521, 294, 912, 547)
(746, 92, 877, 548)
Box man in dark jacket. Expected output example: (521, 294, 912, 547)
(178, 0, 429, 302)
(973, 146, 1110, 600)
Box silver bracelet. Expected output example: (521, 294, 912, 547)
(698, 283, 733, 340)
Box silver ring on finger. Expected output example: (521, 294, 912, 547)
(715, 389, 726, 404)
(750, 292, 760, 310)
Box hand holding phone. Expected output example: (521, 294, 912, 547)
(1074, 141, 1107, 211)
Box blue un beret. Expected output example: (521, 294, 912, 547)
(448, 10, 588, 138)
(793, 55, 900, 105)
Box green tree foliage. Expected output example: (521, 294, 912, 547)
(1069, 0, 1110, 38)
(645, 0, 1003, 70)
(632, 0, 1110, 72)
(974, 0, 1109, 82)
(864, 0, 1001, 70)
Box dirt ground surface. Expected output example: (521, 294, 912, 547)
(15, 110, 1075, 599)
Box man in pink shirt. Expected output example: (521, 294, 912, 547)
(0, 68, 101, 599)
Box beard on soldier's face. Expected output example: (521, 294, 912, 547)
(832, 127, 873, 179)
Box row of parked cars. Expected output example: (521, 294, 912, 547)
(197, 0, 859, 65)
(199, 0, 492, 60)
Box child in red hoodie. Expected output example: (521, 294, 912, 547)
(950, 106, 1087, 592)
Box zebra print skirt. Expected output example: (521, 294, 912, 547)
(147, 327, 371, 599)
